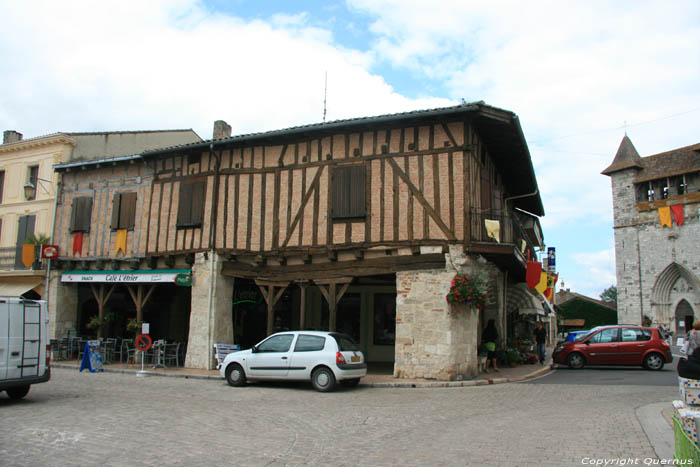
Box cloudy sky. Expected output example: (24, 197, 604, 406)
(1, 0, 698, 298)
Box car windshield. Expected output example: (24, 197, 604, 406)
(331, 333, 359, 351)
(574, 332, 589, 342)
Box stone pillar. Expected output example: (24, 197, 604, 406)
(395, 268, 480, 380)
(185, 252, 234, 369)
(47, 272, 79, 339)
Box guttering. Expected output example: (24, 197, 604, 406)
(504, 188, 539, 205)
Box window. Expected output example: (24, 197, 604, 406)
(176, 181, 205, 228)
(373, 293, 396, 345)
(111, 192, 137, 230)
(69, 197, 93, 232)
(0, 170, 4, 203)
(589, 328, 619, 344)
(294, 335, 326, 352)
(331, 333, 360, 351)
(621, 328, 651, 342)
(256, 334, 294, 353)
(26, 165, 39, 200)
(332, 165, 365, 219)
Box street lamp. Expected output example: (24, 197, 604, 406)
(24, 177, 53, 200)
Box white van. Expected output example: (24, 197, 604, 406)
(0, 298, 50, 399)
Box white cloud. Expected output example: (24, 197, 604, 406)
(0, 0, 451, 140)
(566, 248, 617, 297)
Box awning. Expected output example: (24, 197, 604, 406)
(61, 269, 192, 286)
(0, 277, 43, 297)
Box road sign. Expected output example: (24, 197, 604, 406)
(135, 334, 153, 351)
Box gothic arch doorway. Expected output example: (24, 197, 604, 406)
(676, 299, 695, 336)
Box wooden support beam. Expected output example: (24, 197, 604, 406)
(255, 280, 290, 335)
(90, 283, 116, 338)
(126, 284, 157, 323)
(296, 280, 309, 329)
(314, 278, 353, 332)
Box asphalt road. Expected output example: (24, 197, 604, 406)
(0, 366, 679, 466)
(529, 363, 679, 386)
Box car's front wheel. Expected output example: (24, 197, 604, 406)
(225, 363, 247, 387)
(643, 353, 665, 371)
(6, 385, 30, 400)
(311, 367, 336, 392)
(566, 352, 585, 369)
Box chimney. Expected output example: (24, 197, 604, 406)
(3, 130, 23, 144)
(213, 120, 231, 140)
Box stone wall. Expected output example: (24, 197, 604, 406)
(610, 168, 700, 327)
(47, 271, 78, 339)
(394, 247, 490, 380)
(185, 252, 233, 369)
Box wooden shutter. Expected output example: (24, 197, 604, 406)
(70, 197, 93, 232)
(332, 166, 365, 219)
(121, 192, 137, 229)
(0, 170, 5, 204)
(15, 215, 35, 269)
(111, 194, 121, 229)
(177, 183, 193, 227)
(190, 182, 205, 226)
(349, 165, 365, 217)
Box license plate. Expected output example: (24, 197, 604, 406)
(351, 355, 360, 362)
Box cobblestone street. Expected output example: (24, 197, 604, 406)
(0, 368, 677, 466)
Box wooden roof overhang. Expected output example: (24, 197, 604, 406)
(468, 242, 528, 281)
(221, 253, 446, 282)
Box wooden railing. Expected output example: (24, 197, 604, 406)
(469, 209, 536, 260)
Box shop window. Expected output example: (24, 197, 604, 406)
(176, 181, 205, 228)
(335, 293, 361, 342)
(373, 293, 396, 346)
(69, 197, 93, 232)
(332, 165, 365, 219)
(111, 192, 137, 230)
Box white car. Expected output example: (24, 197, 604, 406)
(219, 331, 367, 392)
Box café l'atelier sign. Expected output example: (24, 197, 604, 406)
(61, 270, 192, 286)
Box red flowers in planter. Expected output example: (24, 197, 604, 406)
(446, 273, 487, 310)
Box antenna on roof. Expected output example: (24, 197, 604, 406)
(323, 71, 328, 122)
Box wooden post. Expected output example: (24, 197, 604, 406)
(255, 280, 290, 336)
(296, 280, 309, 330)
(315, 277, 352, 332)
(126, 284, 156, 323)
(90, 283, 116, 338)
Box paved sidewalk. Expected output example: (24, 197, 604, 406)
(52, 345, 555, 388)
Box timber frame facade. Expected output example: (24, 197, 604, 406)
(49, 102, 549, 377)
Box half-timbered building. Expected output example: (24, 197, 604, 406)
(49, 103, 549, 379)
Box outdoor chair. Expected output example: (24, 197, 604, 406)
(162, 343, 180, 368)
(116, 339, 133, 363)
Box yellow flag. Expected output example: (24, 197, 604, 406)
(484, 219, 500, 243)
(22, 244, 35, 268)
(115, 229, 127, 254)
(658, 207, 672, 228)
(535, 271, 548, 294)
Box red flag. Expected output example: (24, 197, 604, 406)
(72, 232, 83, 255)
(526, 261, 542, 289)
(671, 205, 684, 226)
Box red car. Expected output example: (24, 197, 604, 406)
(552, 325, 672, 370)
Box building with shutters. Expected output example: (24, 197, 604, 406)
(48, 104, 552, 378)
(0, 129, 201, 302)
(603, 137, 700, 333)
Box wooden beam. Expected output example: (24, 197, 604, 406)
(386, 157, 457, 241)
(281, 166, 325, 248)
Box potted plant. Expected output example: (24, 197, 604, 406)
(127, 318, 143, 336)
(506, 348, 521, 367)
(445, 272, 488, 311)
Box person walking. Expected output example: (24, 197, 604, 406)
(686, 321, 700, 354)
(533, 321, 547, 364)
(482, 319, 499, 373)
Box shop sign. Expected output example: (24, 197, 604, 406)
(61, 270, 191, 284)
(175, 273, 192, 287)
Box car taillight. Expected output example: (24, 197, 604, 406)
(336, 352, 346, 365)
(46, 344, 51, 367)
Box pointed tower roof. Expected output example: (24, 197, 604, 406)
(602, 136, 643, 175)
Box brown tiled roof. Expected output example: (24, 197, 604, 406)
(634, 142, 700, 183)
(602, 136, 643, 175)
